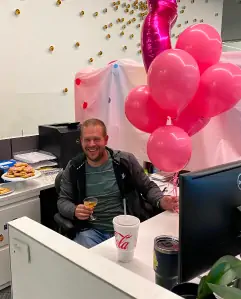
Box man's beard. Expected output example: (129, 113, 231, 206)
(85, 148, 105, 162)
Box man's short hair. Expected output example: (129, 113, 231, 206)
(81, 118, 107, 137)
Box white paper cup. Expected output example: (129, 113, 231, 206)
(113, 215, 140, 263)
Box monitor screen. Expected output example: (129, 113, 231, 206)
(179, 161, 241, 282)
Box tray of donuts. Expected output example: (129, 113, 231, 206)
(1, 162, 41, 182)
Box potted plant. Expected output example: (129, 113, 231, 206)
(172, 255, 241, 299)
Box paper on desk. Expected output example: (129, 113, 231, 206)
(14, 151, 56, 164)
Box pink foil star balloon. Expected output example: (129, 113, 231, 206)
(141, 0, 178, 72)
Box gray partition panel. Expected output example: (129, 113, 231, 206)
(11, 135, 39, 154)
(0, 139, 12, 160)
(222, 0, 241, 42)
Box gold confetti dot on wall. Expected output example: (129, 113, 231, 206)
(123, 45, 127, 50)
(49, 46, 55, 52)
(130, 10, 134, 15)
(89, 58, 94, 63)
(114, 6, 118, 10)
(112, 1, 116, 5)
(98, 51, 103, 56)
(103, 8, 107, 13)
(15, 9, 21, 15)
(127, 20, 131, 25)
(93, 12, 98, 17)
(200, 19, 204, 23)
(122, 2, 126, 7)
(137, 50, 142, 54)
(130, 34, 134, 39)
(75, 42, 80, 47)
(116, 1, 120, 4)
(132, 18, 136, 22)
(103, 25, 108, 30)
(120, 31, 125, 36)
(122, 25, 126, 29)
(124, 8, 129, 13)
(63, 88, 68, 93)
(80, 11, 85, 16)
(116, 18, 121, 23)
(180, 10, 184, 14)
(136, 24, 141, 28)
(177, 24, 181, 28)
(56, 0, 61, 6)
(121, 18, 125, 22)
(127, 4, 130, 8)
(106, 34, 111, 39)
(108, 23, 113, 28)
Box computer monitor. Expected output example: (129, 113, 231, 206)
(178, 161, 241, 283)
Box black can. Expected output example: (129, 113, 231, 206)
(153, 235, 179, 290)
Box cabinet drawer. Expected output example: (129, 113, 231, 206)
(0, 197, 40, 248)
(0, 246, 11, 287)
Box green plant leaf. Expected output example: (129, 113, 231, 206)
(198, 276, 212, 299)
(198, 256, 241, 298)
(207, 256, 241, 284)
(212, 256, 241, 279)
(208, 283, 241, 299)
(207, 262, 230, 283)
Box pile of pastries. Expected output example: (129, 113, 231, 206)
(0, 187, 11, 195)
(5, 162, 35, 179)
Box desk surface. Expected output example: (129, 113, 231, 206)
(91, 211, 179, 283)
(0, 173, 57, 206)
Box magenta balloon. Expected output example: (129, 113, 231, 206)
(141, 0, 178, 72)
(147, 125, 192, 173)
(148, 49, 200, 118)
(172, 101, 210, 136)
(125, 85, 167, 133)
(176, 23, 222, 74)
(191, 63, 241, 118)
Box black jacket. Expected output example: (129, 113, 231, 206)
(58, 148, 164, 231)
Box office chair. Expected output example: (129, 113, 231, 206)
(54, 170, 76, 239)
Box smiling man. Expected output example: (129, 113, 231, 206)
(58, 118, 178, 248)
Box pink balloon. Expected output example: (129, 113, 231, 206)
(148, 49, 200, 118)
(172, 102, 210, 136)
(125, 85, 168, 133)
(176, 23, 222, 74)
(141, 0, 178, 72)
(191, 63, 241, 118)
(147, 126, 192, 173)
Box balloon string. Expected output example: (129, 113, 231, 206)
(172, 172, 179, 198)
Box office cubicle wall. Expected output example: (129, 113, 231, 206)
(8, 217, 180, 299)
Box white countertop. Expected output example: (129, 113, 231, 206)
(91, 211, 179, 283)
(0, 173, 57, 206)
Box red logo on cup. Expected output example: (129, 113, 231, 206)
(115, 232, 132, 250)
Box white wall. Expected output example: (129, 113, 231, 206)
(0, 0, 223, 139)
